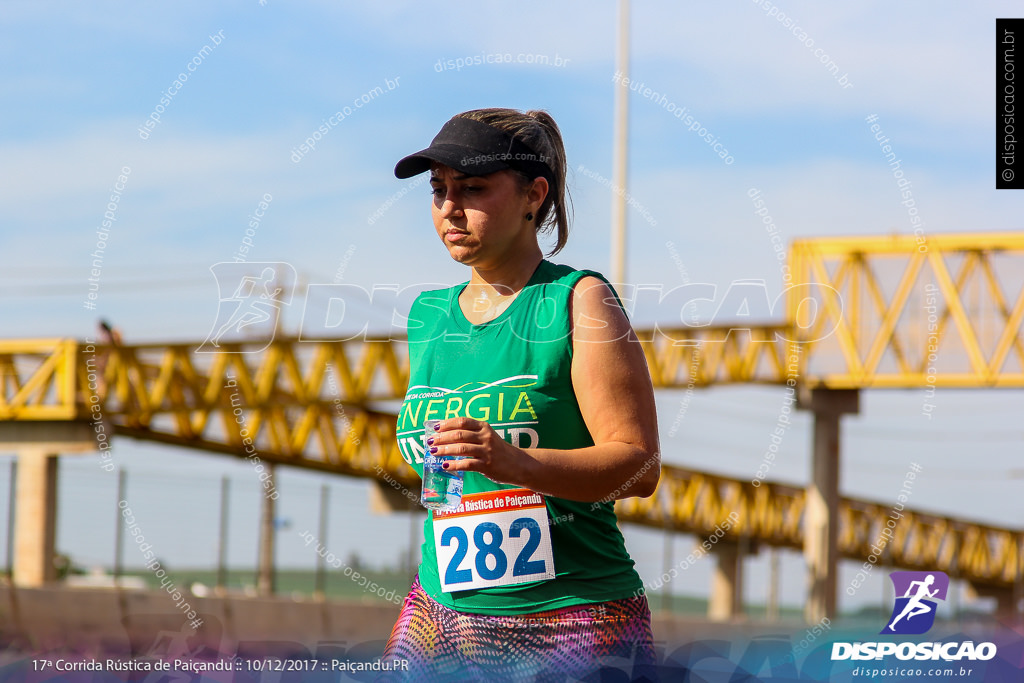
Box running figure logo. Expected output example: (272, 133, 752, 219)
(881, 570, 949, 635)
(199, 262, 295, 353)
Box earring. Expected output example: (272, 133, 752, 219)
(525, 212, 534, 221)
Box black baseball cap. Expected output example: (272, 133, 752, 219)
(394, 116, 554, 183)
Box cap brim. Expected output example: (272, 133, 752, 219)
(394, 144, 509, 179)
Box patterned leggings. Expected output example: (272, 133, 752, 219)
(378, 577, 657, 682)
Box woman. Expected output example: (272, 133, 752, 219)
(383, 108, 661, 681)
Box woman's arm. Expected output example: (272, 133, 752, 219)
(431, 276, 661, 502)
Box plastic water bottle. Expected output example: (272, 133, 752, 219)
(420, 419, 463, 511)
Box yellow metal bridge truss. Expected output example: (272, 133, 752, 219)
(2, 233, 1022, 592)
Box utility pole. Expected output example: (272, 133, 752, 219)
(216, 476, 229, 593)
(256, 466, 276, 596)
(611, 0, 630, 294)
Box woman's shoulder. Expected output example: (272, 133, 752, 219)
(534, 262, 627, 327)
(536, 262, 619, 307)
(536, 260, 610, 288)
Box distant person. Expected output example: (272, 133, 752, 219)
(94, 319, 123, 397)
(380, 109, 661, 681)
(98, 319, 123, 346)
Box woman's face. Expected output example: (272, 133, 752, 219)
(429, 165, 546, 269)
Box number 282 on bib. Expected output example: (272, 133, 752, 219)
(432, 489, 556, 592)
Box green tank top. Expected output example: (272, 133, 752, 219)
(396, 260, 644, 615)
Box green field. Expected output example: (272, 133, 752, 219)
(114, 567, 813, 619)
(117, 567, 417, 603)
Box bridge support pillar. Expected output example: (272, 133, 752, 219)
(0, 421, 97, 587)
(257, 464, 278, 596)
(368, 480, 417, 513)
(967, 583, 1022, 624)
(799, 388, 859, 624)
(708, 540, 747, 621)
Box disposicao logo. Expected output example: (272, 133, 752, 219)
(831, 570, 997, 663)
(881, 570, 949, 635)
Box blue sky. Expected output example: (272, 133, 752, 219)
(1, 2, 1022, 612)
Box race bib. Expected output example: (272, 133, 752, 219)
(432, 488, 556, 592)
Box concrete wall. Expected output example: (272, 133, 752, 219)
(0, 583, 401, 658)
(0, 583, 807, 660)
